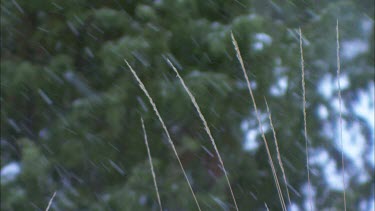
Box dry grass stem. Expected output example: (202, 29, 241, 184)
(264, 97, 292, 208)
(166, 59, 239, 211)
(336, 20, 347, 211)
(125, 60, 202, 211)
(141, 117, 163, 211)
(231, 32, 286, 211)
(299, 28, 313, 211)
(265, 202, 270, 211)
(45, 192, 56, 211)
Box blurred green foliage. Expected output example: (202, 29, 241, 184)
(1, 0, 374, 210)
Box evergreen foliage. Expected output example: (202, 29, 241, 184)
(1, 0, 374, 210)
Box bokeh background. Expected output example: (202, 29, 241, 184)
(1, 0, 374, 210)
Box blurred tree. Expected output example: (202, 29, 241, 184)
(1, 0, 373, 210)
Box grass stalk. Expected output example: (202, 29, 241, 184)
(336, 20, 347, 211)
(125, 60, 202, 211)
(45, 192, 56, 211)
(231, 32, 286, 211)
(264, 97, 292, 208)
(141, 117, 163, 211)
(265, 202, 270, 211)
(299, 28, 313, 211)
(166, 59, 239, 211)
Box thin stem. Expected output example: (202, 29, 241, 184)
(336, 20, 347, 211)
(265, 202, 270, 211)
(299, 28, 313, 211)
(167, 59, 239, 211)
(231, 32, 286, 211)
(45, 192, 56, 211)
(264, 97, 292, 208)
(126, 60, 202, 211)
(141, 117, 163, 211)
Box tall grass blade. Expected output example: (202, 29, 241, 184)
(264, 97, 292, 208)
(166, 59, 239, 211)
(265, 202, 270, 211)
(141, 117, 163, 211)
(45, 192, 56, 211)
(231, 32, 286, 211)
(125, 60, 202, 211)
(336, 20, 347, 211)
(299, 28, 313, 211)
